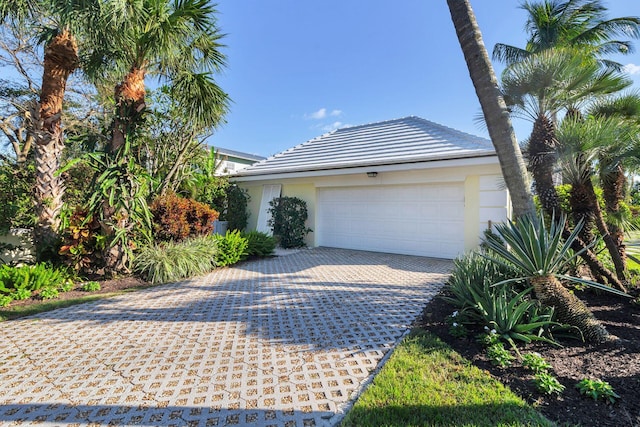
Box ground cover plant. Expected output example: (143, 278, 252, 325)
(420, 286, 640, 427)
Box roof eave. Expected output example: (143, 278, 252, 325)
(231, 152, 498, 182)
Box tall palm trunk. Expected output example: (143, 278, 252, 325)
(583, 177, 627, 282)
(102, 66, 147, 274)
(34, 29, 78, 248)
(602, 164, 627, 269)
(110, 66, 146, 153)
(569, 161, 597, 245)
(528, 114, 561, 216)
(530, 276, 611, 344)
(528, 115, 626, 291)
(447, 0, 536, 219)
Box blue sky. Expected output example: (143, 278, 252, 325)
(210, 0, 640, 158)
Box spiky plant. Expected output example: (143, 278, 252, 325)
(484, 214, 629, 344)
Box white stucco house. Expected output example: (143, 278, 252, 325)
(232, 116, 510, 259)
(215, 147, 266, 175)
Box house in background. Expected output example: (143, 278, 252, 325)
(214, 147, 266, 175)
(232, 116, 510, 259)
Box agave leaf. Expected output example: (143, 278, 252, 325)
(556, 274, 631, 297)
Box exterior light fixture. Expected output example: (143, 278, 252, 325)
(367, 172, 378, 178)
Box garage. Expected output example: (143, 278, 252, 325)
(234, 116, 509, 259)
(317, 183, 465, 258)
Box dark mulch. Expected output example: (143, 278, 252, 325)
(419, 288, 640, 427)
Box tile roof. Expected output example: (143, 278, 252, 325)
(214, 146, 266, 162)
(235, 116, 495, 176)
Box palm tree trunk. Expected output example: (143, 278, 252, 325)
(569, 179, 597, 245)
(528, 114, 561, 216)
(530, 276, 611, 344)
(102, 66, 147, 274)
(34, 29, 78, 248)
(602, 164, 627, 269)
(584, 177, 627, 284)
(446, 0, 536, 219)
(528, 115, 626, 291)
(110, 66, 146, 153)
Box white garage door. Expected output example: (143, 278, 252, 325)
(317, 183, 465, 258)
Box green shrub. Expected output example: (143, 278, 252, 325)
(444, 252, 560, 346)
(150, 192, 219, 242)
(214, 230, 248, 267)
(11, 287, 31, 300)
(534, 372, 565, 395)
(40, 287, 59, 300)
(0, 263, 71, 298)
(0, 159, 36, 234)
(0, 294, 13, 307)
(59, 280, 74, 292)
(444, 251, 521, 318)
(576, 378, 619, 403)
(522, 352, 552, 374)
(82, 281, 101, 292)
(225, 184, 250, 231)
(134, 236, 218, 284)
(486, 343, 514, 367)
(268, 196, 312, 248)
(243, 231, 276, 258)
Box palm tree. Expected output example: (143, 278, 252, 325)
(446, 0, 536, 219)
(82, 0, 229, 272)
(84, 0, 229, 154)
(0, 0, 87, 248)
(493, 0, 640, 69)
(589, 93, 640, 268)
(501, 47, 630, 290)
(556, 114, 630, 281)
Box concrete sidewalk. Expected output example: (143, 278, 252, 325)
(0, 248, 452, 426)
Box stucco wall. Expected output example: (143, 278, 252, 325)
(237, 161, 509, 253)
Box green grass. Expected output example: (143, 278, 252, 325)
(342, 330, 554, 427)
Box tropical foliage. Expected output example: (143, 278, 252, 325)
(150, 192, 219, 243)
(0, 263, 73, 306)
(483, 213, 629, 344)
(243, 231, 276, 258)
(268, 196, 312, 249)
(213, 230, 248, 267)
(133, 236, 218, 285)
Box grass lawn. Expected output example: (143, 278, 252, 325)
(341, 330, 553, 427)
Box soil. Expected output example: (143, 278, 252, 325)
(419, 288, 640, 427)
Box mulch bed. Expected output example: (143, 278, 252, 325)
(419, 288, 640, 427)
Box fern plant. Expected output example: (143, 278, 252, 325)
(214, 230, 248, 267)
(243, 231, 276, 258)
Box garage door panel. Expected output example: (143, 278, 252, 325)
(318, 184, 465, 258)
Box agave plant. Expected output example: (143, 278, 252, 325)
(483, 213, 629, 344)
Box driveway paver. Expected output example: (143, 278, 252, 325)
(0, 248, 452, 426)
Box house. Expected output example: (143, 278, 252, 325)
(233, 116, 510, 259)
(215, 147, 266, 175)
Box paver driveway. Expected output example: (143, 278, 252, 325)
(0, 248, 452, 426)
